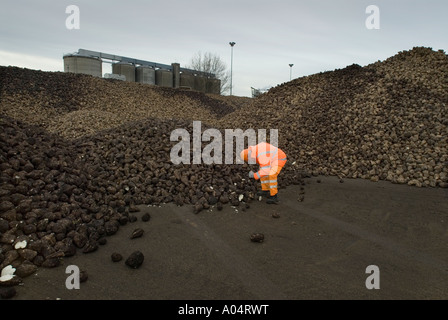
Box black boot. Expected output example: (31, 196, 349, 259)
(266, 194, 279, 204)
(256, 190, 269, 197)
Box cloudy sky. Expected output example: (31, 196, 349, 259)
(1, 0, 447, 97)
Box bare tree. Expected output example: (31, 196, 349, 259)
(188, 52, 230, 94)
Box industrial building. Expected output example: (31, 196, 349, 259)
(63, 49, 221, 94)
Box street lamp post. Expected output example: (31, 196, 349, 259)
(229, 42, 236, 95)
(289, 64, 294, 81)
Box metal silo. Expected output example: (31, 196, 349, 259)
(155, 69, 173, 88)
(194, 75, 207, 93)
(180, 72, 195, 90)
(135, 66, 155, 85)
(63, 55, 102, 77)
(206, 78, 221, 94)
(112, 62, 136, 82)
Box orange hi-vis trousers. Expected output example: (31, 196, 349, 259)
(259, 165, 283, 196)
(247, 142, 287, 197)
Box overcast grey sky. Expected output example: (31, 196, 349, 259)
(1, 0, 447, 97)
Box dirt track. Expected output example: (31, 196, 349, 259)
(12, 176, 448, 300)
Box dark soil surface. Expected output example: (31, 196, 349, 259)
(11, 176, 448, 300)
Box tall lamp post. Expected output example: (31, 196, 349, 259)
(229, 42, 236, 95)
(289, 64, 294, 81)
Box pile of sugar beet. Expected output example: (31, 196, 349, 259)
(0, 115, 305, 294)
(221, 47, 448, 187)
(1, 46, 448, 296)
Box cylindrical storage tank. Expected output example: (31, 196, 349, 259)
(112, 62, 135, 82)
(135, 66, 155, 85)
(155, 69, 173, 88)
(206, 78, 221, 94)
(180, 72, 195, 90)
(63, 55, 102, 77)
(194, 75, 207, 93)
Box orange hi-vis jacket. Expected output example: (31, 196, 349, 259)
(247, 142, 287, 180)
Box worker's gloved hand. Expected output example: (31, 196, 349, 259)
(248, 171, 255, 179)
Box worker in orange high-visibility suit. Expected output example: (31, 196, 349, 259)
(240, 142, 287, 204)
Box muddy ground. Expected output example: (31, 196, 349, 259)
(10, 176, 448, 300)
